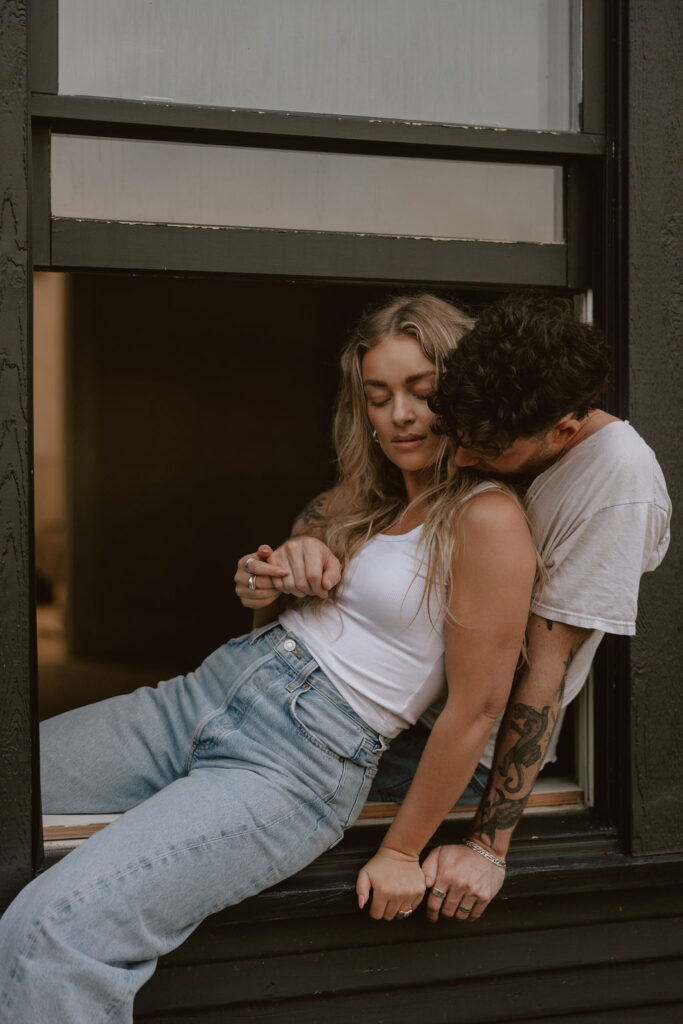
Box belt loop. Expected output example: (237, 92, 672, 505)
(285, 658, 318, 692)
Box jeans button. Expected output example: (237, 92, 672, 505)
(283, 638, 296, 652)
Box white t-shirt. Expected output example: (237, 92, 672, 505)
(477, 420, 671, 767)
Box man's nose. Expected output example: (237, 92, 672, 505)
(454, 446, 481, 468)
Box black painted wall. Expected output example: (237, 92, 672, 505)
(0, 0, 38, 908)
(627, 0, 683, 856)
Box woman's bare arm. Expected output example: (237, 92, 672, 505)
(421, 615, 588, 921)
(356, 491, 536, 920)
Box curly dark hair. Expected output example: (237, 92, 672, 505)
(430, 293, 610, 454)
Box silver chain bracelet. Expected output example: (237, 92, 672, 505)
(461, 838, 506, 870)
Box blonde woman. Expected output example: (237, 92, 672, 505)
(0, 296, 535, 1024)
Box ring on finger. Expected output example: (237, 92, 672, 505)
(247, 574, 257, 591)
(245, 557, 255, 571)
(396, 909, 413, 919)
(458, 903, 475, 915)
(431, 887, 448, 900)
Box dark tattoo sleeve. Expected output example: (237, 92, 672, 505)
(473, 648, 577, 849)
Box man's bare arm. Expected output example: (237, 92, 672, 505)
(470, 615, 587, 854)
(423, 614, 589, 921)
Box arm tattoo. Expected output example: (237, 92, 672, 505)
(498, 703, 551, 794)
(293, 494, 328, 533)
(474, 645, 579, 847)
(475, 787, 527, 847)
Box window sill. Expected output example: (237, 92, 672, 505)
(42, 776, 584, 851)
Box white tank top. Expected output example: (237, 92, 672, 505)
(279, 483, 499, 738)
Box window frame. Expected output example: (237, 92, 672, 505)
(7, 0, 676, 917)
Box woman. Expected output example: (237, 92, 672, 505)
(0, 295, 535, 1024)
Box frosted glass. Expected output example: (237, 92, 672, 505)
(51, 135, 563, 243)
(58, 0, 581, 132)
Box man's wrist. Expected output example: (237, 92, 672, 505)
(469, 818, 513, 860)
(461, 838, 507, 869)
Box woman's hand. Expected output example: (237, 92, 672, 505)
(234, 538, 342, 607)
(356, 847, 426, 921)
(234, 545, 289, 609)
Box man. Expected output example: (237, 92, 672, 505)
(238, 293, 671, 924)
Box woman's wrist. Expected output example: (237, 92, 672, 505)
(377, 841, 421, 863)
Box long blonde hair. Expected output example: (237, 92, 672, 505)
(319, 293, 511, 622)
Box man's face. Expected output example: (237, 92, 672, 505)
(453, 432, 558, 481)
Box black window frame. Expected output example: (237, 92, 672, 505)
(5, 0, 680, 919)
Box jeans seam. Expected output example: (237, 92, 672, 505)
(47, 800, 306, 917)
(184, 645, 292, 774)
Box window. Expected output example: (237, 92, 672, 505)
(30, 0, 617, 866)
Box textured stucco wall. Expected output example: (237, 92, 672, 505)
(628, 0, 683, 855)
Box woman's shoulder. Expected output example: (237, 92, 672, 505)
(456, 486, 531, 542)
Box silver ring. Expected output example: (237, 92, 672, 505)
(245, 557, 255, 571)
(247, 574, 257, 591)
(431, 887, 447, 900)
(396, 909, 413, 919)
(458, 904, 474, 914)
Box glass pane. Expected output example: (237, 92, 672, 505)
(58, 0, 581, 132)
(51, 135, 563, 243)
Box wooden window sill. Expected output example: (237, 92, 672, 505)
(43, 777, 584, 850)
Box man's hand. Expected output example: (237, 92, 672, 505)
(269, 536, 341, 599)
(422, 843, 505, 923)
(356, 847, 426, 921)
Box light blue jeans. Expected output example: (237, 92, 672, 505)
(0, 623, 388, 1024)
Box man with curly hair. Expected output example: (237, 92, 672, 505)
(371, 292, 671, 922)
(244, 292, 670, 923)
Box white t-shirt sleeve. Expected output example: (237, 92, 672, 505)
(531, 499, 671, 635)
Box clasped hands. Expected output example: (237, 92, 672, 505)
(357, 842, 505, 923)
(234, 537, 342, 608)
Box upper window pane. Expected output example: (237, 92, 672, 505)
(58, 0, 582, 132)
(51, 135, 563, 243)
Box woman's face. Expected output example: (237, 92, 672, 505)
(361, 333, 441, 496)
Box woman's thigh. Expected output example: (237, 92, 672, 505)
(12, 628, 378, 966)
(23, 768, 341, 963)
(40, 624, 283, 813)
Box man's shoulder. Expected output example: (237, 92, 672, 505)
(531, 420, 665, 505)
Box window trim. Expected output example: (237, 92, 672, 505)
(11, 0, 664, 915)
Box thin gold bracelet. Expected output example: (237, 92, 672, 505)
(461, 838, 506, 869)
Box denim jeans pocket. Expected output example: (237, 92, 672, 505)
(287, 682, 368, 765)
